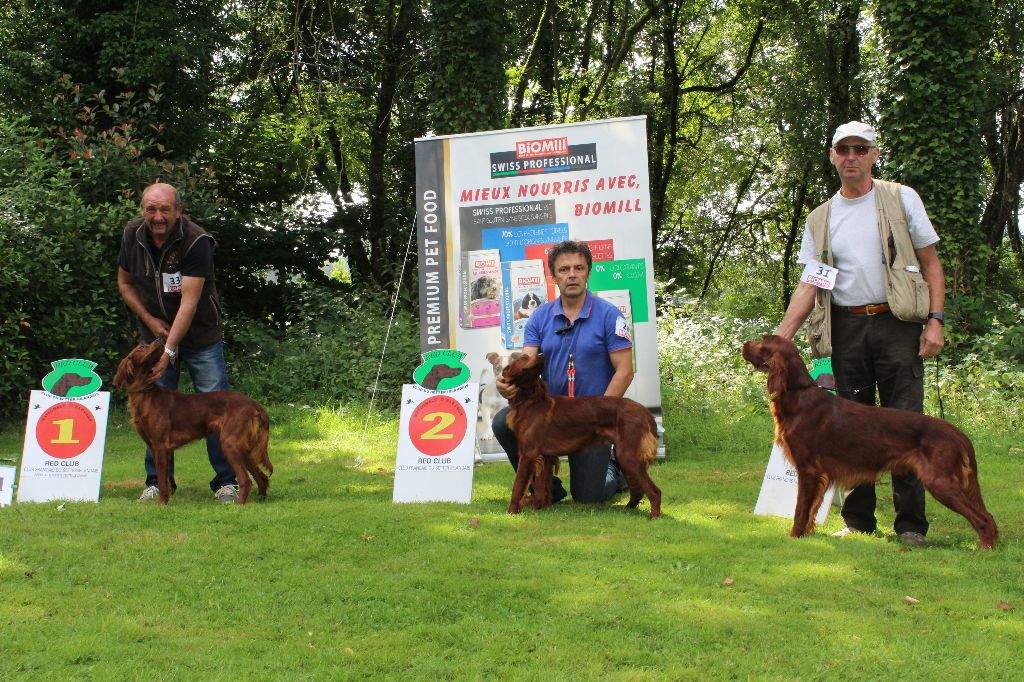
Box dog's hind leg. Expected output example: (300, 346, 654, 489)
(923, 474, 998, 549)
(249, 414, 272, 497)
(615, 438, 661, 518)
(530, 456, 555, 509)
(219, 440, 253, 504)
(225, 452, 253, 504)
(247, 461, 270, 498)
(508, 452, 535, 514)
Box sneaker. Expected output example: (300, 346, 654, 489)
(214, 484, 239, 504)
(138, 485, 160, 502)
(898, 531, 927, 547)
(832, 526, 861, 538)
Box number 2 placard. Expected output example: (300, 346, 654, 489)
(394, 383, 477, 504)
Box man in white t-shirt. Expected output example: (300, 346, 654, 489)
(775, 121, 946, 547)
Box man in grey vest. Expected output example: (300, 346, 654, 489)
(775, 122, 946, 546)
(117, 182, 240, 504)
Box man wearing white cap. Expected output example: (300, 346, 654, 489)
(775, 121, 946, 547)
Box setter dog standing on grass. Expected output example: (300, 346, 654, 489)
(742, 335, 997, 548)
(501, 353, 661, 518)
(113, 342, 273, 504)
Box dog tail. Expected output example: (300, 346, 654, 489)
(254, 407, 273, 476)
(951, 426, 977, 493)
(639, 431, 658, 468)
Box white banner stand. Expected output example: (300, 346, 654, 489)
(17, 390, 110, 503)
(0, 465, 15, 507)
(753, 442, 834, 527)
(394, 383, 478, 504)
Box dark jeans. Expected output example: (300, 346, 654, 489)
(491, 406, 619, 503)
(831, 309, 929, 536)
(143, 339, 238, 492)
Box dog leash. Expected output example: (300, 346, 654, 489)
(831, 369, 903, 401)
(825, 359, 945, 420)
(558, 318, 584, 398)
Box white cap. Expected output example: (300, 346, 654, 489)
(832, 121, 877, 146)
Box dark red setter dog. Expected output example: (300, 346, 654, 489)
(113, 342, 273, 504)
(742, 335, 997, 548)
(501, 353, 661, 518)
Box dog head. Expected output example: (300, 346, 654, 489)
(484, 351, 523, 376)
(50, 373, 92, 397)
(501, 352, 547, 398)
(742, 335, 815, 396)
(421, 362, 462, 390)
(520, 293, 542, 313)
(113, 341, 165, 391)
(471, 275, 499, 301)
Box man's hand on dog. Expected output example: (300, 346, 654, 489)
(148, 351, 171, 383)
(495, 374, 517, 399)
(146, 316, 170, 340)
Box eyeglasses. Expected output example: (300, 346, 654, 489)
(832, 144, 876, 156)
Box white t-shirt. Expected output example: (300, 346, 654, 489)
(797, 185, 939, 306)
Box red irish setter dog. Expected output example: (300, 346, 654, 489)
(113, 341, 273, 504)
(742, 335, 997, 548)
(501, 353, 661, 518)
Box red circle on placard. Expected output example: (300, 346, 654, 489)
(409, 395, 467, 457)
(35, 402, 97, 459)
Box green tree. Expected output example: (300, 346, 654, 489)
(876, 0, 991, 328)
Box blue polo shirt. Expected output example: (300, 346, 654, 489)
(523, 290, 633, 397)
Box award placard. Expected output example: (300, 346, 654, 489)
(17, 358, 109, 503)
(753, 443, 834, 526)
(394, 351, 478, 503)
(0, 465, 15, 507)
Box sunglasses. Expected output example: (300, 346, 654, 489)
(833, 144, 877, 156)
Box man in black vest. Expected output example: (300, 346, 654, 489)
(117, 182, 239, 503)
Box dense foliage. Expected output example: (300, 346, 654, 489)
(0, 0, 1021, 417)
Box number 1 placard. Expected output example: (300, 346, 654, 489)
(18, 390, 109, 503)
(393, 383, 477, 503)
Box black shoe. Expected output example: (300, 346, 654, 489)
(551, 478, 568, 503)
(606, 460, 629, 493)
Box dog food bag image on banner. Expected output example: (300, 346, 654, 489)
(500, 259, 546, 350)
(395, 350, 478, 503)
(460, 249, 502, 329)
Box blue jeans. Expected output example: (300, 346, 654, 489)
(143, 339, 237, 492)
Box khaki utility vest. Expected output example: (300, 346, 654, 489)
(805, 179, 930, 358)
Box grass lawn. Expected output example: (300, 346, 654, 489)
(1, 392, 1021, 680)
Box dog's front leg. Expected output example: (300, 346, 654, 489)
(152, 447, 173, 504)
(790, 471, 827, 537)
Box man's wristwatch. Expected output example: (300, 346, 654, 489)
(927, 312, 945, 325)
(164, 346, 178, 360)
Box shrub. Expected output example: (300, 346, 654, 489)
(225, 285, 420, 411)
